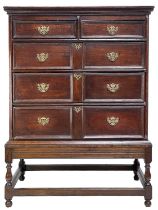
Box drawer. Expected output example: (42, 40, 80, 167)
(83, 42, 145, 69)
(83, 106, 144, 139)
(13, 20, 77, 39)
(13, 43, 73, 70)
(81, 20, 145, 39)
(83, 73, 144, 102)
(13, 107, 73, 139)
(13, 73, 73, 103)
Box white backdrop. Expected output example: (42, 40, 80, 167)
(0, 0, 157, 209)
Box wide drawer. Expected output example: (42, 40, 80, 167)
(13, 106, 145, 140)
(13, 73, 73, 103)
(13, 43, 73, 70)
(83, 106, 145, 139)
(81, 19, 145, 39)
(83, 42, 145, 69)
(13, 107, 73, 139)
(13, 72, 145, 104)
(13, 20, 77, 39)
(83, 72, 144, 102)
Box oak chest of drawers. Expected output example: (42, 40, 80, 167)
(4, 6, 154, 207)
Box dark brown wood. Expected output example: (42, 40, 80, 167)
(4, 6, 154, 15)
(14, 187, 144, 196)
(13, 73, 72, 103)
(12, 168, 21, 187)
(13, 20, 77, 39)
(6, 140, 150, 159)
(133, 159, 140, 181)
(83, 42, 145, 69)
(81, 20, 145, 39)
(25, 164, 134, 171)
(138, 167, 146, 187)
(19, 159, 26, 181)
(5, 162, 13, 207)
(83, 72, 144, 102)
(13, 106, 73, 139)
(13, 43, 73, 70)
(83, 106, 144, 139)
(4, 6, 153, 207)
(144, 146, 152, 207)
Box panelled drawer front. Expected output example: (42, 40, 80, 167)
(83, 73, 144, 102)
(13, 73, 73, 103)
(81, 20, 145, 39)
(13, 43, 73, 70)
(83, 106, 144, 139)
(13, 20, 77, 39)
(13, 107, 72, 139)
(83, 42, 145, 69)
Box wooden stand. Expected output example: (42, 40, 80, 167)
(5, 140, 152, 207)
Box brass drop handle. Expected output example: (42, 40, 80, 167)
(37, 53, 48, 62)
(107, 83, 119, 93)
(106, 52, 119, 62)
(37, 83, 49, 93)
(74, 73, 82, 80)
(74, 107, 82, 113)
(37, 25, 50, 35)
(107, 25, 118, 36)
(107, 116, 119, 126)
(38, 117, 49, 126)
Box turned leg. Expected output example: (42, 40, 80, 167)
(19, 159, 26, 181)
(144, 162, 152, 207)
(5, 162, 13, 207)
(133, 159, 140, 181)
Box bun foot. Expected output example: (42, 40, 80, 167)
(145, 200, 151, 207)
(134, 174, 139, 181)
(5, 200, 12, 208)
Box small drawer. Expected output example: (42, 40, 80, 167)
(13, 20, 77, 39)
(13, 43, 73, 70)
(81, 20, 145, 39)
(13, 73, 73, 103)
(13, 107, 73, 139)
(83, 73, 144, 102)
(83, 42, 145, 69)
(83, 106, 144, 139)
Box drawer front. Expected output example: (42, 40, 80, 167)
(83, 73, 144, 102)
(81, 20, 145, 39)
(13, 43, 73, 70)
(13, 107, 72, 139)
(13, 20, 77, 38)
(83, 42, 145, 69)
(13, 73, 73, 103)
(83, 106, 144, 139)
